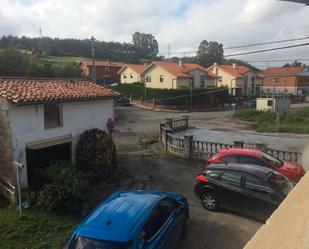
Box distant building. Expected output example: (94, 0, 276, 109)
(0, 78, 119, 196)
(260, 67, 309, 95)
(79, 60, 124, 84)
(141, 61, 217, 89)
(208, 63, 258, 96)
(118, 64, 146, 84)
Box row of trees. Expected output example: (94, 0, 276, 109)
(0, 32, 159, 63)
(0, 49, 82, 78)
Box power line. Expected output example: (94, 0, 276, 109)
(246, 58, 309, 63)
(224, 42, 309, 57)
(224, 36, 309, 49)
(158, 35, 309, 55)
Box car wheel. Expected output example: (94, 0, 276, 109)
(201, 192, 218, 211)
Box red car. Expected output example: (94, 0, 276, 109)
(206, 148, 305, 182)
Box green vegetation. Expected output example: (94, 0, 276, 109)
(34, 161, 90, 214)
(234, 108, 309, 133)
(0, 203, 78, 249)
(113, 83, 228, 101)
(0, 49, 82, 78)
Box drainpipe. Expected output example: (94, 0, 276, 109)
(14, 161, 24, 216)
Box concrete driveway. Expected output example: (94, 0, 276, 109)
(117, 151, 262, 249)
(113, 106, 263, 249)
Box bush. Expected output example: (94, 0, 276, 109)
(76, 129, 117, 184)
(112, 83, 228, 103)
(34, 161, 89, 214)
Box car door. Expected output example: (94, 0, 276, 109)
(157, 198, 186, 249)
(139, 198, 185, 249)
(214, 171, 247, 212)
(242, 174, 278, 220)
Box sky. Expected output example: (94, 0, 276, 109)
(1, 0, 309, 68)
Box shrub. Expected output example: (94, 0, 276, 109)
(34, 161, 89, 214)
(76, 129, 117, 184)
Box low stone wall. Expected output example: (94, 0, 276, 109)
(0, 98, 15, 202)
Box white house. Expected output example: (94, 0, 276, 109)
(0, 78, 119, 195)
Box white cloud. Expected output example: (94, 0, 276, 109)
(0, 0, 309, 67)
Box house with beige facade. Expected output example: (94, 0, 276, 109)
(118, 64, 146, 84)
(208, 63, 259, 96)
(141, 61, 217, 89)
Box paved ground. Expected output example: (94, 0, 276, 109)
(117, 151, 262, 249)
(114, 106, 309, 152)
(112, 106, 266, 249)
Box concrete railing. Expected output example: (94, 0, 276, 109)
(160, 118, 303, 163)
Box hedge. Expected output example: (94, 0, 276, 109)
(111, 83, 228, 103)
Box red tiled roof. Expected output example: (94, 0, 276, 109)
(0, 78, 120, 105)
(80, 60, 124, 68)
(182, 64, 218, 77)
(118, 64, 146, 74)
(260, 67, 305, 77)
(216, 65, 251, 77)
(143, 61, 216, 78)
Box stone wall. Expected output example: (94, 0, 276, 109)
(0, 98, 15, 201)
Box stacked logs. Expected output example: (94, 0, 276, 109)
(76, 129, 117, 184)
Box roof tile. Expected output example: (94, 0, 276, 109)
(0, 78, 120, 105)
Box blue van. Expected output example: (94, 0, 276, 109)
(66, 190, 189, 249)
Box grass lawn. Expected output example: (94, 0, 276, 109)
(234, 107, 309, 133)
(39, 55, 89, 65)
(0, 199, 79, 249)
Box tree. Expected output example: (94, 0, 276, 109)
(132, 32, 158, 59)
(196, 40, 224, 68)
(283, 60, 306, 67)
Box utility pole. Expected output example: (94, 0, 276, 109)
(39, 26, 42, 55)
(91, 36, 96, 82)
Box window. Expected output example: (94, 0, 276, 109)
(206, 171, 223, 180)
(130, 73, 133, 79)
(252, 76, 255, 83)
(68, 236, 133, 249)
(105, 67, 110, 73)
(160, 75, 164, 83)
(200, 75, 206, 88)
(239, 156, 268, 167)
(261, 152, 283, 167)
(123, 74, 127, 79)
(222, 155, 239, 164)
(44, 104, 62, 129)
(245, 175, 273, 194)
(267, 100, 273, 107)
(220, 172, 242, 187)
(146, 75, 152, 83)
(142, 198, 177, 241)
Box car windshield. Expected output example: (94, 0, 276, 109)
(261, 152, 283, 167)
(266, 172, 293, 196)
(68, 236, 132, 249)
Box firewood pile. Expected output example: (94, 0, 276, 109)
(76, 129, 117, 183)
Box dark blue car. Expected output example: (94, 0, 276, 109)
(66, 191, 189, 249)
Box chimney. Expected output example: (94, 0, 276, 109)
(144, 63, 148, 68)
(179, 59, 182, 68)
(232, 63, 237, 69)
(214, 62, 217, 66)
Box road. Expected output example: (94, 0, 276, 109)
(114, 106, 308, 152)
